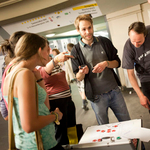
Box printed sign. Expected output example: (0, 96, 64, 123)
(2, 0, 102, 35)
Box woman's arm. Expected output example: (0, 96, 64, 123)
(33, 68, 50, 109)
(16, 70, 62, 133)
(44, 52, 74, 74)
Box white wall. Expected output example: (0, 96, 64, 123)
(106, 2, 150, 87)
(142, 2, 150, 25)
(0, 36, 4, 45)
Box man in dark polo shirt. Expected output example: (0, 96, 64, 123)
(122, 21, 150, 112)
(71, 14, 130, 125)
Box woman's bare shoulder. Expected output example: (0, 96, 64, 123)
(15, 68, 35, 82)
(6, 68, 35, 87)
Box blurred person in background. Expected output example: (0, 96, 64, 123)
(66, 43, 89, 110)
(38, 48, 77, 145)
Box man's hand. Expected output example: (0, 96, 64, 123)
(139, 95, 150, 110)
(92, 61, 107, 73)
(79, 65, 89, 74)
(76, 65, 89, 81)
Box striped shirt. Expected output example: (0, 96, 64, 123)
(39, 65, 71, 100)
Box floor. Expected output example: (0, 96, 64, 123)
(0, 82, 150, 149)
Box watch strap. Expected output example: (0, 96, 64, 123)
(51, 111, 60, 125)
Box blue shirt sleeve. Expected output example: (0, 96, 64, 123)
(0, 98, 8, 119)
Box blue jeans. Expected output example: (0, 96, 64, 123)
(90, 86, 130, 125)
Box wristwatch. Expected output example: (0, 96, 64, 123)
(51, 111, 60, 125)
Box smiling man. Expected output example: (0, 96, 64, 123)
(122, 22, 150, 112)
(71, 14, 130, 125)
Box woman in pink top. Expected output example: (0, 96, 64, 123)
(0, 31, 27, 120)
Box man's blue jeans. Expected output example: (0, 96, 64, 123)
(90, 86, 130, 125)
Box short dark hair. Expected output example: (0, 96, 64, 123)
(52, 49, 60, 55)
(67, 43, 74, 52)
(74, 14, 93, 30)
(128, 22, 147, 36)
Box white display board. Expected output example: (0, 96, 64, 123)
(77, 119, 150, 150)
(79, 119, 142, 145)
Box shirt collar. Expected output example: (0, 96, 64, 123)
(79, 36, 99, 47)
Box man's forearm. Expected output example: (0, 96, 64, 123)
(76, 72, 85, 81)
(127, 70, 144, 98)
(107, 60, 119, 68)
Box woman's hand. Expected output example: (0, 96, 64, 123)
(54, 107, 63, 121)
(32, 68, 42, 80)
(54, 52, 74, 63)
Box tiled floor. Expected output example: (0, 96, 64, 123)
(71, 83, 150, 150)
(0, 82, 150, 149)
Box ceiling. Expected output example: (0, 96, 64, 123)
(0, 0, 147, 39)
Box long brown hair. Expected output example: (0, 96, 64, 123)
(15, 33, 46, 62)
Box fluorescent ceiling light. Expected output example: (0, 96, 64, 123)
(62, 30, 78, 36)
(46, 34, 55, 37)
(94, 31, 108, 38)
(56, 30, 79, 37)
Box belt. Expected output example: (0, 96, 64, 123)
(103, 89, 113, 94)
(94, 86, 118, 99)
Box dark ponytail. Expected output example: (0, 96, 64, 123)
(0, 31, 27, 59)
(0, 39, 14, 58)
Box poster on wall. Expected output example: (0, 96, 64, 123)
(2, 0, 102, 35)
